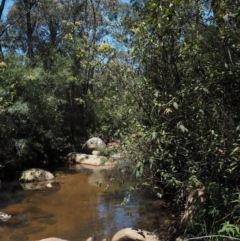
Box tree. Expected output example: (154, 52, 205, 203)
(123, 0, 240, 236)
(0, 0, 7, 56)
(0, 0, 130, 171)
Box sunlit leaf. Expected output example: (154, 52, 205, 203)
(152, 131, 157, 140)
(173, 102, 178, 110)
(179, 124, 188, 133)
(154, 91, 159, 97)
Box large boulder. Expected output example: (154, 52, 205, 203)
(65, 152, 117, 166)
(19, 168, 54, 182)
(82, 137, 106, 154)
(111, 228, 160, 241)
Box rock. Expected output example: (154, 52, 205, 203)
(111, 228, 159, 241)
(46, 183, 52, 188)
(37, 238, 69, 241)
(37, 237, 96, 241)
(36, 228, 158, 241)
(64, 152, 79, 163)
(82, 137, 106, 154)
(0, 212, 11, 222)
(19, 168, 54, 182)
(86, 237, 96, 241)
(65, 153, 117, 166)
(92, 150, 100, 155)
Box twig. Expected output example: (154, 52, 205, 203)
(186, 235, 240, 240)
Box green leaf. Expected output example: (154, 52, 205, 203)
(203, 88, 209, 93)
(154, 90, 159, 97)
(179, 124, 188, 133)
(173, 102, 178, 110)
(230, 147, 239, 155)
(152, 131, 157, 140)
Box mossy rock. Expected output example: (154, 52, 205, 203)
(19, 168, 54, 182)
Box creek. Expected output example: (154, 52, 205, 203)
(0, 164, 171, 241)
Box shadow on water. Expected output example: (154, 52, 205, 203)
(0, 164, 172, 241)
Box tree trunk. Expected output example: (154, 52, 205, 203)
(0, 0, 6, 19)
(23, 0, 35, 60)
(0, 0, 6, 57)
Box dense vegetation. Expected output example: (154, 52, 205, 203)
(1, 0, 240, 238)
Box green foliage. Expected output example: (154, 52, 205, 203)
(0, 54, 74, 169)
(218, 222, 240, 237)
(19, 170, 26, 180)
(97, 147, 114, 158)
(0, 0, 130, 174)
(1, 0, 240, 238)
(120, 0, 240, 237)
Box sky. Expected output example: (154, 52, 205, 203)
(2, 0, 14, 20)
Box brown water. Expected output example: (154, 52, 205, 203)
(0, 164, 171, 241)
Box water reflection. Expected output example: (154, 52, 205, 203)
(97, 192, 140, 238)
(0, 165, 170, 241)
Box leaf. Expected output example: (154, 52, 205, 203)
(194, 86, 199, 91)
(154, 91, 159, 97)
(157, 193, 162, 198)
(135, 170, 140, 178)
(218, 227, 226, 234)
(203, 88, 209, 93)
(173, 102, 178, 110)
(175, 0, 182, 4)
(152, 131, 157, 140)
(230, 147, 239, 155)
(179, 124, 188, 133)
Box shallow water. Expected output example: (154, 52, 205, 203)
(0, 164, 171, 241)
